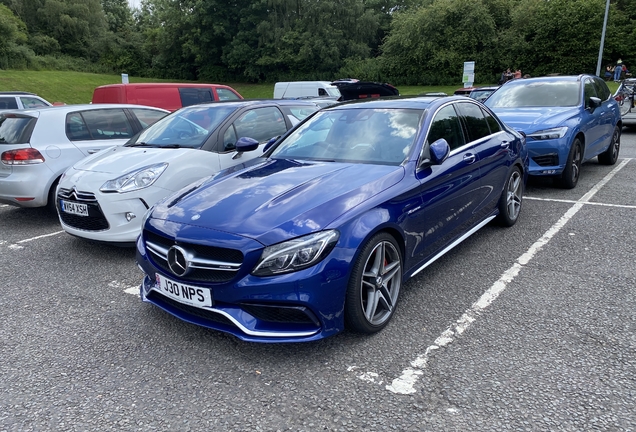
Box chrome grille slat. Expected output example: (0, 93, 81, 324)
(58, 187, 97, 202)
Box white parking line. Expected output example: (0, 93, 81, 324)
(5, 230, 65, 249)
(108, 281, 140, 297)
(526, 196, 636, 209)
(383, 158, 631, 395)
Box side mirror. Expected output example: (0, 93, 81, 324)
(263, 136, 280, 152)
(588, 96, 602, 110)
(429, 138, 451, 165)
(235, 137, 259, 153)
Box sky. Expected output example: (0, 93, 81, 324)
(128, 0, 140, 9)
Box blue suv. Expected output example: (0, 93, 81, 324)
(486, 75, 621, 188)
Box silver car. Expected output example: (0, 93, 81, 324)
(0, 104, 168, 211)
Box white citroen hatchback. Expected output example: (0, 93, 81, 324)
(56, 99, 319, 245)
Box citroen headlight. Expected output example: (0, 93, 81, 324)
(252, 230, 340, 276)
(100, 163, 168, 193)
(526, 127, 568, 140)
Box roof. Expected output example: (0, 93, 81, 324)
(95, 83, 236, 89)
(326, 95, 468, 110)
(0, 103, 169, 116)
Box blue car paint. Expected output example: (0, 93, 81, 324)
(486, 75, 621, 177)
(136, 97, 528, 342)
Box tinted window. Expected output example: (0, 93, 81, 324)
(0, 97, 18, 110)
(426, 105, 465, 151)
(179, 88, 213, 107)
(0, 115, 36, 144)
(223, 125, 238, 150)
(81, 109, 134, 140)
(486, 80, 580, 107)
(482, 108, 501, 134)
(456, 102, 491, 142)
(584, 79, 597, 109)
(592, 77, 610, 101)
(216, 88, 240, 101)
(20, 97, 49, 108)
(233, 107, 287, 143)
(271, 108, 422, 165)
(65, 112, 92, 141)
(130, 108, 167, 129)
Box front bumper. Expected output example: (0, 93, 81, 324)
(57, 178, 173, 244)
(526, 138, 568, 176)
(136, 233, 355, 343)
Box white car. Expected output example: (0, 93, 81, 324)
(0, 104, 168, 210)
(56, 100, 319, 245)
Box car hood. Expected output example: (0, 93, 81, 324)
(490, 106, 578, 132)
(151, 158, 404, 245)
(72, 146, 197, 174)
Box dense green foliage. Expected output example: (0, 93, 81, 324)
(0, 0, 634, 85)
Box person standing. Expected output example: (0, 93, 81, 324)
(514, 69, 522, 79)
(614, 59, 623, 82)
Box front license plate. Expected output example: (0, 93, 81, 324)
(155, 273, 213, 308)
(60, 200, 88, 217)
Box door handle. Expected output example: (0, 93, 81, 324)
(87, 149, 101, 154)
(463, 153, 476, 164)
(500, 140, 510, 148)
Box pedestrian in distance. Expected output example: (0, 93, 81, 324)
(614, 59, 623, 82)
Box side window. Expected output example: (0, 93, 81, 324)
(584, 79, 598, 108)
(223, 125, 238, 150)
(426, 105, 465, 151)
(130, 108, 167, 129)
(456, 102, 491, 142)
(66, 112, 92, 141)
(20, 97, 49, 108)
(592, 77, 610, 101)
(233, 107, 287, 143)
(81, 109, 134, 140)
(481, 108, 501, 134)
(318, 88, 328, 96)
(0, 97, 18, 110)
(198, 89, 213, 103)
(216, 88, 240, 101)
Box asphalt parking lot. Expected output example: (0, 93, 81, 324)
(2, 128, 635, 431)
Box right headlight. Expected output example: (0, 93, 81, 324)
(526, 127, 568, 140)
(100, 163, 168, 193)
(252, 230, 340, 276)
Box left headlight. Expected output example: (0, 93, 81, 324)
(252, 230, 340, 276)
(100, 163, 168, 193)
(526, 127, 568, 140)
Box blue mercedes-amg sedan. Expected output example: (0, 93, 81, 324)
(136, 96, 528, 342)
(486, 74, 622, 189)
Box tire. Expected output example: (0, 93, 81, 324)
(618, 92, 632, 116)
(47, 180, 59, 214)
(344, 232, 402, 334)
(557, 138, 582, 189)
(598, 126, 620, 165)
(496, 166, 523, 227)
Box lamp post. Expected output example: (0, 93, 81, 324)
(595, 0, 611, 76)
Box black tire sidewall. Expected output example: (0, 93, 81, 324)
(497, 165, 523, 227)
(559, 138, 582, 189)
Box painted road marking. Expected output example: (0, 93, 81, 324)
(108, 281, 140, 297)
(383, 158, 630, 395)
(525, 196, 636, 209)
(5, 231, 65, 249)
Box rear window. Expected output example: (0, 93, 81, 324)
(0, 97, 18, 110)
(0, 115, 36, 144)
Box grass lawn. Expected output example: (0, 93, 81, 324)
(0, 70, 621, 104)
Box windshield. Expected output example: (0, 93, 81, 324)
(128, 105, 236, 148)
(326, 87, 341, 97)
(0, 115, 36, 144)
(486, 80, 581, 108)
(270, 108, 423, 165)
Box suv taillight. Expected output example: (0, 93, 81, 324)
(1, 148, 45, 165)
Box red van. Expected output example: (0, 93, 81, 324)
(91, 83, 243, 111)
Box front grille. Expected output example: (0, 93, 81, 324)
(240, 304, 319, 325)
(144, 230, 243, 283)
(147, 291, 235, 326)
(57, 188, 109, 231)
(532, 154, 559, 167)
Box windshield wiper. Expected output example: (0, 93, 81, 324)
(125, 141, 156, 147)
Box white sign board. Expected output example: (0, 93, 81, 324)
(462, 61, 475, 87)
(121, 73, 129, 84)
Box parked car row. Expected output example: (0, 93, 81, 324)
(0, 73, 622, 343)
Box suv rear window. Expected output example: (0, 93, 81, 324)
(0, 97, 19, 110)
(0, 115, 37, 144)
